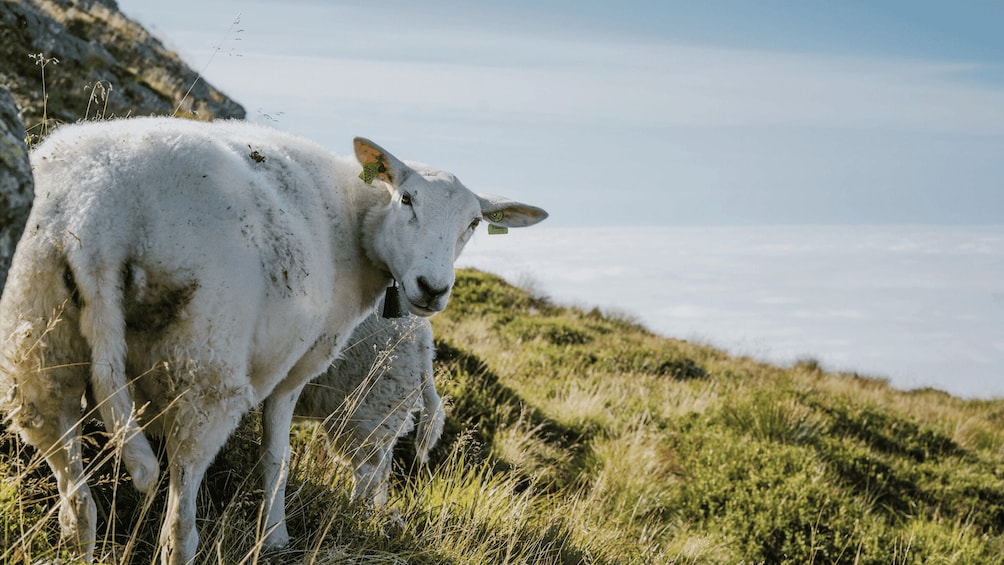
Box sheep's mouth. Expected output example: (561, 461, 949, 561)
(403, 289, 447, 317)
(405, 299, 442, 318)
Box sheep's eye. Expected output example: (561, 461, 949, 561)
(400, 193, 412, 206)
(469, 218, 481, 230)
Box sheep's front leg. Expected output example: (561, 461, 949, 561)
(261, 387, 301, 549)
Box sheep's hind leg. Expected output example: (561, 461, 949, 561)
(159, 459, 206, 565)
(354, 445, 405, 533)
(19, 399, 98, 561)
(351, 443, 393, 507)
(159, 394, 250, 565)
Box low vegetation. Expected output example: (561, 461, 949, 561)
(2, 269, 1002, 563)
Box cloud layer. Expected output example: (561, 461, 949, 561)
(458, 225, 1004, 399)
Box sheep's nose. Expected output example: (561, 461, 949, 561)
(416, 276, 450, 303)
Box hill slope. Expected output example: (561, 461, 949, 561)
(428, 269, 1004, 563)
(2, 269, 1002, 564)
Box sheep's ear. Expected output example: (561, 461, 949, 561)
(477, 195, 549, 228)
(354, 137, 411, 187)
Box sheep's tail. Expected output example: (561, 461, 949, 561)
(414, 369, 444, 465)
(70, 260, 160, 492)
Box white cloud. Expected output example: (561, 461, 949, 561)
(138, 0, 1004, 137)
(792, 309, 871, 321)
(183, 22, 1004, 136)
(757, 296, 802, 306)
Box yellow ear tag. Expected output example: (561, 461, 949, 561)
(359, 162, 384, 184)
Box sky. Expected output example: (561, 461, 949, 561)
(111, 1, 1004, 397)
(116, 0, 1004, 227)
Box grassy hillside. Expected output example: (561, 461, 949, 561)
(2, 268, 1003, 563)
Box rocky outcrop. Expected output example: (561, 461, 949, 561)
(1, 0, 245, 139)
(0, 87, 33, 292)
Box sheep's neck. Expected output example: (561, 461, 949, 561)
(353, 185, 396, 313)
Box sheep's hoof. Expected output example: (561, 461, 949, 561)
(381, 511, 406, 539)
(263, 524, 290, 550)
(59, 491, 97, 563)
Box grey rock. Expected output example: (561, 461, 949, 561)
(0, 87, 33, 293)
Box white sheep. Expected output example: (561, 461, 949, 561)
(0, 116, 546, 564)
(294, 311, 443, 507)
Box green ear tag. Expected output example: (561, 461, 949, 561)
(359, 162, 383, 184)
(488, 224, 508, 235)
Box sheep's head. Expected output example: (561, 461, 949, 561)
(355, 137, 548, 317)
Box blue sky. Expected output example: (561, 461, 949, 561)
(117, 0, 1004, 227)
